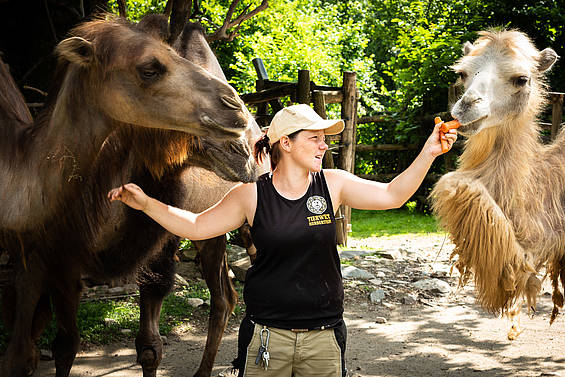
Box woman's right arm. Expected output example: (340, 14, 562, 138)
(108, 182, 254, 241)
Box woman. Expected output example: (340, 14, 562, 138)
(108, 104, 457, 376)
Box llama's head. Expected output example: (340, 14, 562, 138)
(451, 30, 558, 137)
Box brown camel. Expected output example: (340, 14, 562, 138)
(0, 16, 261, 377)
(431, 30, 561, 330)
(0, 16, 251, 233)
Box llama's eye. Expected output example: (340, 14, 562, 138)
(458, 71, 468, 81)
(141, 69, 157, 79)
(513, 76, 529, 87)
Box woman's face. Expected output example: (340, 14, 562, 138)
(288, 129, 328, 172)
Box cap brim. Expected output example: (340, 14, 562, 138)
(304, 119, 345, 135)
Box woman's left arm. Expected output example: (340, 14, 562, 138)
(326, 123, 456, 210)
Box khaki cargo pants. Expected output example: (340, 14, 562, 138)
(242, 324, 344, 377)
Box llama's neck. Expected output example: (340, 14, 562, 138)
(461, 117, 539, 170)
(456, 119, 541, 252)
(0, 71, 114, 232)
(459, 118, 541, 201)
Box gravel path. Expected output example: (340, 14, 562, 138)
(30, 234, 565, 376)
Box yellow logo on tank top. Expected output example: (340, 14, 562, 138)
(307, 213, 332, 226)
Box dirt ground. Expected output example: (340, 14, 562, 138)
(31, 234, 565, 376)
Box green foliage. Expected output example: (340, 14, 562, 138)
(104, 0, 564, 211)
(179, 238, 193, 250)
(199, 0, 377, 113)
(107, 0, 167, 20)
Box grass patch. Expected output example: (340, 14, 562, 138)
(0, 280, 214, 351)
(349, 208, 440, 239)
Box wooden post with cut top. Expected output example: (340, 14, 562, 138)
(337, 71, 357, 246)
(313, 90, 347, 245)
(297, 69, 311, 104)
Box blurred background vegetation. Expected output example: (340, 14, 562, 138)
(106, 0, 563, 200)
(1, 0, 563, 207)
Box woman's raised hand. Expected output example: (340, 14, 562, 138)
(107, 183, 149, 211)
(424, 121, 458, 158)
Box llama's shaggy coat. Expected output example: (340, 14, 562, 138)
(431, 30, 563, 322)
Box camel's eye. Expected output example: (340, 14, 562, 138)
(513, 76, 529, 87)
(457, 71, 468, 82)
(136, 58, 167, 85)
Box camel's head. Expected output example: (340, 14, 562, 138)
(450, 30, 558, 137)
(55, 18, 250, 139)
(133, 16, 270, 183)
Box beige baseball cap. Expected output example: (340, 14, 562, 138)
(266, 104, 345, 146)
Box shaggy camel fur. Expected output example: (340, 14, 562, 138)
(431, 30, 561, 324)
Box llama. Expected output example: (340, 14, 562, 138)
(431, 30, 560, 329)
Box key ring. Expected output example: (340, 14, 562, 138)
(260, 327, 270, 348)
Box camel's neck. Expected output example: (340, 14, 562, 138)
(459, 118, 541, 204)
(0, 69, 115, 232)
(460, 118, 540, 176)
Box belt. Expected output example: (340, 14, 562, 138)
(250, 317, 342, 332)
(290, 325, 331, 332)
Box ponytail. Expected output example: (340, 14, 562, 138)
(254, 133, 275, 170)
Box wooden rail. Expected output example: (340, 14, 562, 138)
(550, 92, 564, 139)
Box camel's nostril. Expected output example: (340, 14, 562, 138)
(201, 115, 215, 126)
(220, 95, 241, 110)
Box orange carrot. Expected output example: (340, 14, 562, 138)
(434, 117, 460, 153)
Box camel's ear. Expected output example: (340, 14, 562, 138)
(538, 48, 558, 73)
(56, 37, 94, 66)
(463, 41, 475, 56)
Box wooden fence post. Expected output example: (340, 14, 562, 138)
(551, 93, 564, 140)
(313, 91, 331, 167)
(253, 57, 267, 127)
(255, 79, 268, 127)
(313, 91, 347, 245)
(252, 58, 283, 115)
(337, 71, 357, 246)
(297, 69, 311, 104)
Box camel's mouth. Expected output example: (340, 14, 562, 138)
(457, 115, 488, 137)
(205, 142, 258, 183)
(200, 115, 246, 138)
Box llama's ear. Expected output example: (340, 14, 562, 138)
(56, 37, 94, 66)
(463, 41, 475, 56)
(538, 48, 558, 73)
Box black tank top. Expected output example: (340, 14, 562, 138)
(245, 170, 344, 329)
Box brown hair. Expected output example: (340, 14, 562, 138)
(254, 130, 300, 171)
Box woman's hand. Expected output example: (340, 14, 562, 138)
(424, 121, 458, 158)
(107, 183, 149, 211)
